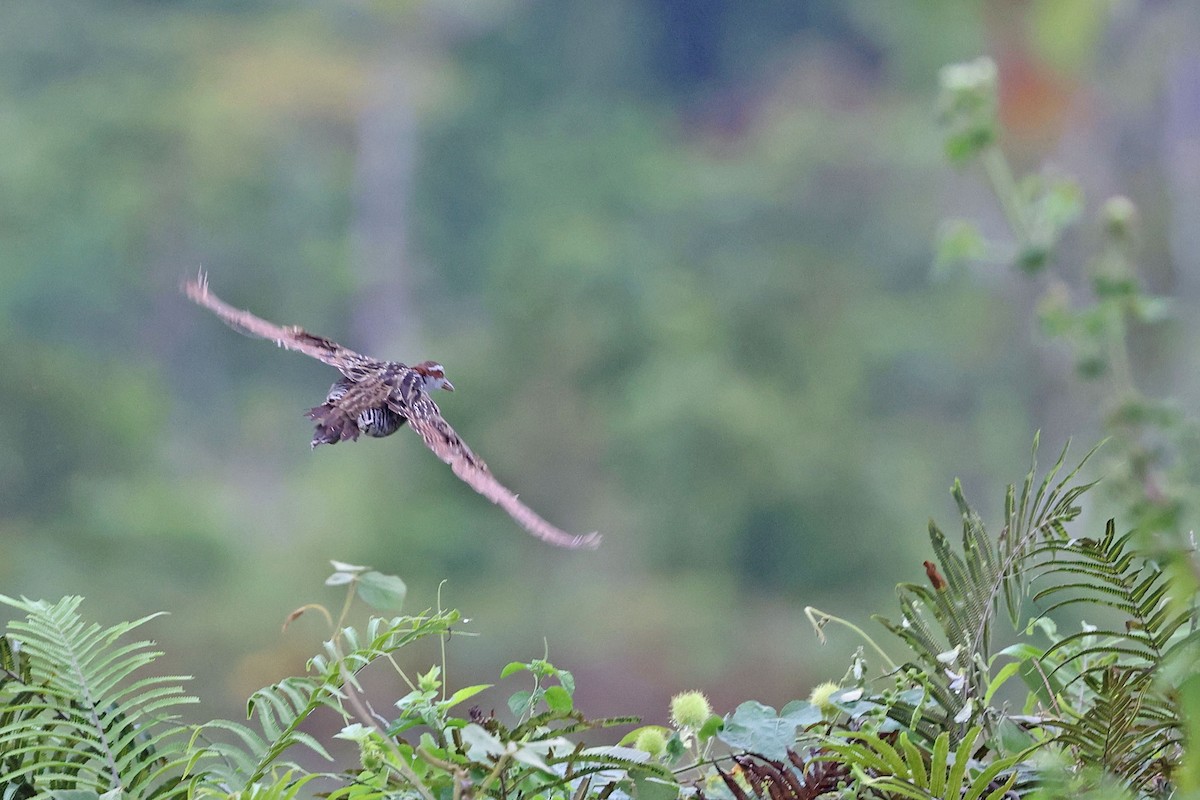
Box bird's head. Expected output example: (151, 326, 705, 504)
(413, 361, 454, 392)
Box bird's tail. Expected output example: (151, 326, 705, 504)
(306, 403, 361, 448)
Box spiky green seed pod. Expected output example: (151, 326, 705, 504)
(634, 727, 668, 758)
(808, 681, 841, 715)
(670, 691, 712, 730)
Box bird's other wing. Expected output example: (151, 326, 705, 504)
(184, 270, 372, 375)
(398, 394, 602, 550)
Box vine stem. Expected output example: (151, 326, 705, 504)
(981, 146, 1031, 241)
(804, 606, 898, 671)
(339, 657, 437, 800)
(322, 575, 361, 654)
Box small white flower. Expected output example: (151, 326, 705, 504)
(945, 668, 967, 694)
(954, 698, 974, 724)
(936, 646, 962, 665)
(839, 688, 864, 703)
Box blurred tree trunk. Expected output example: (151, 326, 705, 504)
(351, 62, 420, 358)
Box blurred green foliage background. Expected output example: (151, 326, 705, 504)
(1, 0, 1198, 729)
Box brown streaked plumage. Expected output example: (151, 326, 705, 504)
(184, 272, 600, 550)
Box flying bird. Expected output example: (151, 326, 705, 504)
(184, 273, 600, 550)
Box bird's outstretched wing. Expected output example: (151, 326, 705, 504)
(399, 394, 602, 550)
(184, 271, 373, 376)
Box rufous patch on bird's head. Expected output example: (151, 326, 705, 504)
(414, 360, 454, 391)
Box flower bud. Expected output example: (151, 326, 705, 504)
(362, 740, 384, 772)
(417, 666, 441, 693)
(937, 57, 999, 164)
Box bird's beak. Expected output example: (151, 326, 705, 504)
(442, 380, 455, 392)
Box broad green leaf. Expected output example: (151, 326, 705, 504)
(997, 642, 1043, 660)
(719, 700, 818, 760)
(543, 685, 573, 713)
(780, 699, 821, 726)
(445, 683, 492, 708)
(500, 661, 528, 679)
(631, 769, 680, 800)
(665, 732, 687, 760)
(355, 571, 407, 611)
(992, 716, 1037, 755)
(697, 713, 724, 742)
(507, 689, 532, 718)
(984, 661, 1022, 705)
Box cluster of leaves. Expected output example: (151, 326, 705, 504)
(2, 444, 1198, 798)
(0, 563, 653, 800)
(934, 55, 1192, 543)
(911, 56, 1200, 797)
(802, 443, 1197, 799)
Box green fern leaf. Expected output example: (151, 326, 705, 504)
(1026, 519, 1188, 790)
(0, 595, 194, 798)
(188, 609, 457, 790)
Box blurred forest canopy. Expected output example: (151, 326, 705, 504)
(1, 0, 1199, 724)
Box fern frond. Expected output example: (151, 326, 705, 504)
(1046, 666, 1182, 789)
(189, 608, 458, 790)
(191, 769, 332, 799)
(0, 594, 195, 798)
(1033, 521, 1189, 668)
(820, 726, 1023, 800)
(1027, 519, 1189, 790)
(873, 441, 1096, 738)
(982, 438, 1099, 644)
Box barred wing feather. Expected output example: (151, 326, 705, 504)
(184, 272, 372, 376)
(400, 395, 601, 550)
